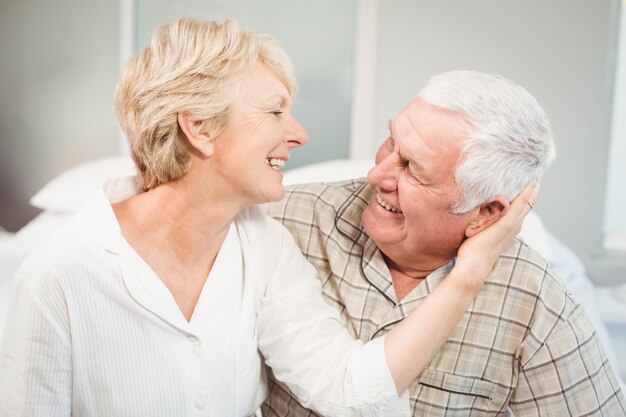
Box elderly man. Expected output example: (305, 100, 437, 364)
(262, 71, 626, 416)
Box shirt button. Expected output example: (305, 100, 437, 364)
(195, 400, 206, 409)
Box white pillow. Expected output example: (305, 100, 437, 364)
(283, 159, 373, 185)
(30, 156, 136, 213)
(517, 210, 554, 264)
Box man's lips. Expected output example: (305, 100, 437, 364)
(376, 193, 402, 213)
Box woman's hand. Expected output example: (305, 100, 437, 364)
(455, 182, 540, 290)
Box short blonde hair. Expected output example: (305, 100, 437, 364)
(115, 17, 296, 191)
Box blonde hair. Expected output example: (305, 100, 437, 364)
(115, 17, 296, 191)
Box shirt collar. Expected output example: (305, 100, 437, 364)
(73, 175, 140, 254)
(334, 179, 455, 307)
(334, 181, 399, 302)
(334, 180, 373, 245)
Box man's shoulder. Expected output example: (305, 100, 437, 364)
(494, 238, 571, 299)
(285, 178, 369, 205)
(490, 238, 584, 336)
(267, 178, 370, 221)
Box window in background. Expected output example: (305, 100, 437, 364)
(604, 3, 626, 253)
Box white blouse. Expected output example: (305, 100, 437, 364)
(0, 177, 408, 417)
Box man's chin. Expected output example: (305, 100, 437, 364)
(361, 204, 393, 243)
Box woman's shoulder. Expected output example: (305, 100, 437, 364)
(236, 206, 290, 245)
(21, 219, 81, 261)
(236, 206, 305, 268)
(15, 217, 111, 290)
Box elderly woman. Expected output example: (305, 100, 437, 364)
(0, 17, 536, 417)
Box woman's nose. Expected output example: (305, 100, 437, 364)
(286, 117, 308, 148)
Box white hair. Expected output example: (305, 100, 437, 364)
(418, 70, 556, 214)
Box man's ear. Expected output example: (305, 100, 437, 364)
(177, 112, 216, 158)
(465, 196, 510, 238)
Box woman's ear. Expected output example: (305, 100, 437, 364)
(465, 196, 510, 238)
(178, 112, 215, 158)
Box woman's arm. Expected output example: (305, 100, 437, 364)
(0, 262, 72, 417)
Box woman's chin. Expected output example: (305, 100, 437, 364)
(256, 184, 285, 205)
(268, 187, 286, 203)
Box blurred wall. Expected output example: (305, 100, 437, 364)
(135, 0, 356, 169)
(373, 0, 621, 284)
(0, 0, 120, 231)
(1, 0, 623, 285)
(0, 0, 355, 233)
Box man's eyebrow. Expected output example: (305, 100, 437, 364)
(387, 120, 393, 136)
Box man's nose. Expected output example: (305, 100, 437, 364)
(367, 153, 399, 191)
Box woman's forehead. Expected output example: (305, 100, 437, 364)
(236, 63, 291, 103)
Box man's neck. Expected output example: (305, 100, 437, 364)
(384, 255, 452, 302)
(389, 268, 426, 302)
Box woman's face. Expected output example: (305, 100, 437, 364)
(211, 62, 308, 206)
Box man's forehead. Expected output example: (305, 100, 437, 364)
(395, 99, 466, 141)
(389, 103, 415, 137)
(390, 98, 431, 132)
(393, 99, 465, 171)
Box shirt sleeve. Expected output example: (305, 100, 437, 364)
(510, 303, 626, 416)
(0, 262, 72, 417)
(254, 217, 410, 417)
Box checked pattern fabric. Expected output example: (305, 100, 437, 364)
(262, 179, 626, 417)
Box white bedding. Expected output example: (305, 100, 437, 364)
(0, 231, 17, 338)
(0, 157, 623, 387)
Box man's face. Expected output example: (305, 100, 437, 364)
(361, 98, 477, 275)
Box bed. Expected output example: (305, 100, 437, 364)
(0, 156, 624, 389)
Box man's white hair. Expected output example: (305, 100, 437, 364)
(418, 70, 556, 214)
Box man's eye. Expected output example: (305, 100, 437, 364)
(404, 164, 423, 184)
(271, 111, 283, 118)
(407, 173, 423, 185)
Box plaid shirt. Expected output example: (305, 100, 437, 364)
(262, 179, 626, 417)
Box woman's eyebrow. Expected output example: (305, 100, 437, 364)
(261, 94, 289, 107)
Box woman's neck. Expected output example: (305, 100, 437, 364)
(113, 176, 240, 321)
(112, 173, 243, 269)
